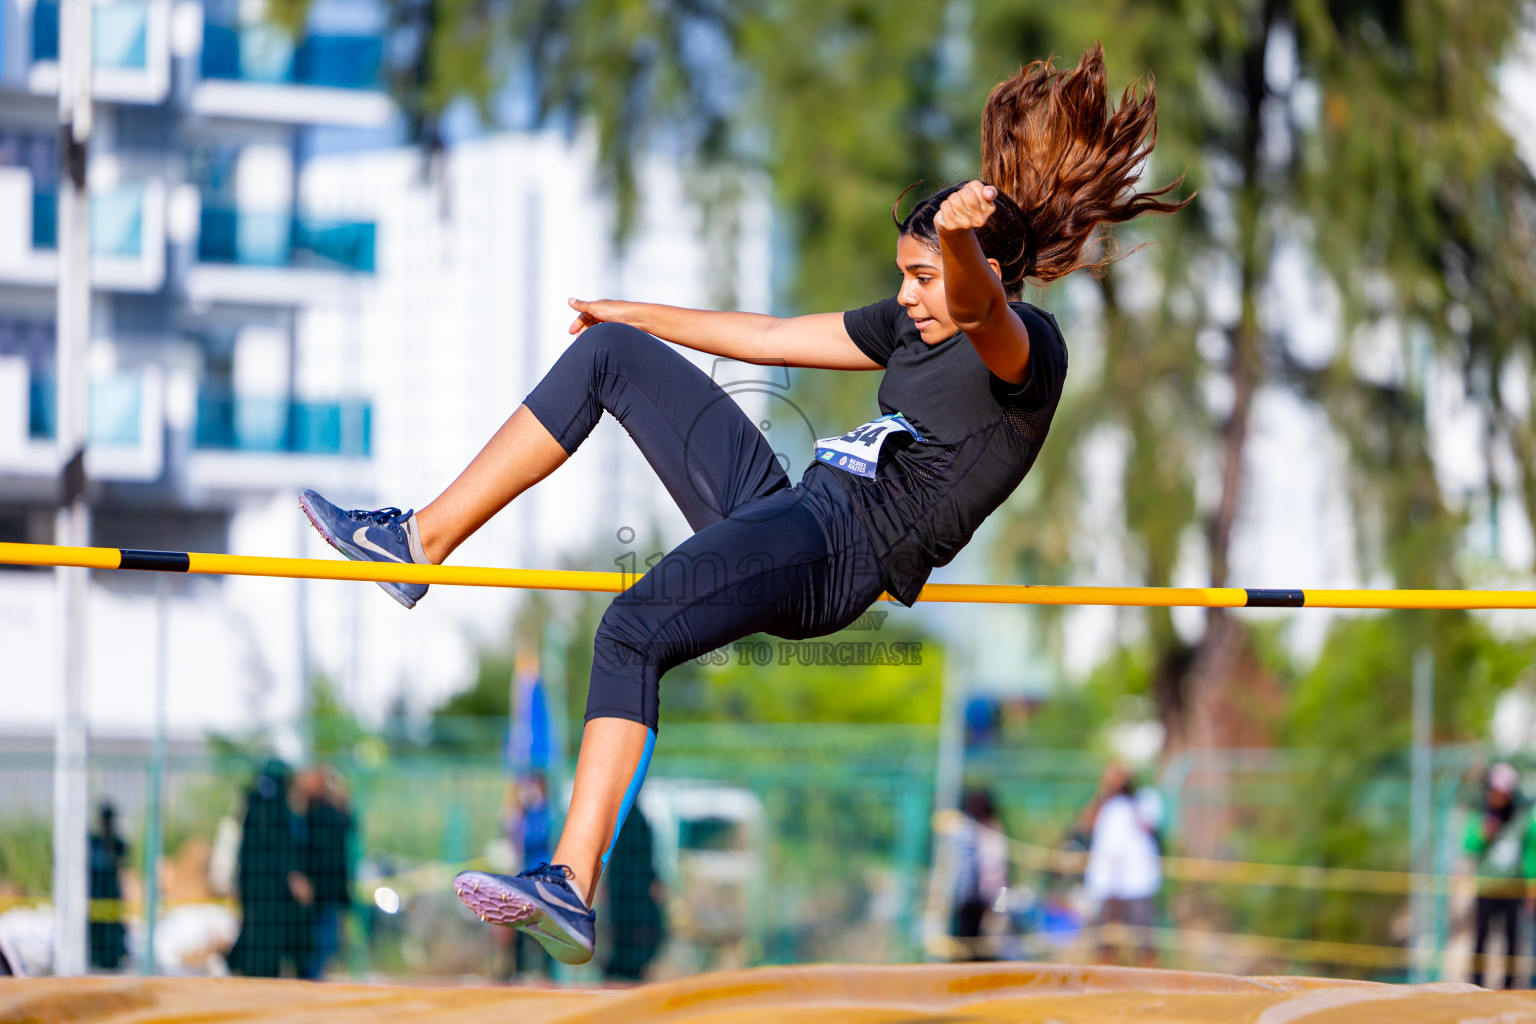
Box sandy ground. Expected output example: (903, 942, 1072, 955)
(6, 963, 1536, 1023)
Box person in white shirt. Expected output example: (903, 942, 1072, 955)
(952, 788, 1011, 958)
(1083, 762, 1163, 966)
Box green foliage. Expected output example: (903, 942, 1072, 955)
(662, 625, 942, 725)
(158, 772, 246, 860)
(430, 620, 943, 731)
(204, 727, 276, 766)
(263, 0, 310, 34)
(1289, 612, 1533, 752)
(310, 675, 369, 759)
(1014, 645, 1152, 751)
(434, 649, 515, 721)
(385, 0, 503, 149)
(0, 817, 51, 896)
(1287, 3, 1536, 586)
(972, 1, 1536, 748)
(1182, 612, 1534, 976)
(426, 648, 513, 754)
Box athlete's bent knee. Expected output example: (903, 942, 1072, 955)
(592, 602, 659, 669)
(576, 320, 652, 358)
(587, 603, 668, 729)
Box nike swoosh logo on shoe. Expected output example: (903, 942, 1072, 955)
(533, 880, 590, 918)
(352, 527, 407, 563)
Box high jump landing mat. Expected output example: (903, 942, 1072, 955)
(4, 963, 1536, 1024)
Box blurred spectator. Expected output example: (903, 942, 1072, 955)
(519, 771, 553, 869)
(951, 788, 1009, 959)
(1083, 763, 1163, 968)
(300, 766, 354, 980)
(503, 771, 555, 978)
(0, 906, 49, 976)
(964, 698, 1001, 747)
(603, 805, 666, 981)
(88, 801, 128, 970)
(1465, 762, 1535, 989)
(227, 759, 313, 977)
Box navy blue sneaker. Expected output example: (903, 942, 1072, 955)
(299, 489, 431, 609)
(453, 863, 596, 965)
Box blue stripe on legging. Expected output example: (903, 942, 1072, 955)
(601, 727, 656, 870)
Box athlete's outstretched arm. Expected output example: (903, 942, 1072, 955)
(935, 180, 1032, 386)
(566, 299, 881, 371)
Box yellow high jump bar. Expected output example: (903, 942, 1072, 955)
(2, 541, 1535, 609)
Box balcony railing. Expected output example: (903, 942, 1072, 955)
(29, 373, 144, 445)
(33, 0, 149, 68)
(194, 394, 372, 457)
(34, 0, 58, 61)
(32, 192, 55, 250)
(200, 23, 383, 90)
(30, 188, 146, 257)
(197, 207, 375, 272)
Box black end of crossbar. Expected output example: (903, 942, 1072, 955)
(1244, 589, 1304, 608)
(118, 549, 192, 572)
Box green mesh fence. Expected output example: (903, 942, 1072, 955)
(0, 729, 1494, 983)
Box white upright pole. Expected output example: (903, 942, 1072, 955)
(932, 626, 968, 832)
(923, 615, 968, 958)
(52, 0, 93, 979)
(141, 578, 169, 975)
(518, 188, 541, 574)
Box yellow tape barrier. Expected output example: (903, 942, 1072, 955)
(932, 923, 1425, 971)
(0, 857, 490, 922)
(934, 810, 1477, 896)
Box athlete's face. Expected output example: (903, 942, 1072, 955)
(894, 233, 1004, 345)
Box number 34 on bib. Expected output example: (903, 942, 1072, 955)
(813, 413, 923, 479)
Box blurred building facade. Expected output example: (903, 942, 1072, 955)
(0, 0, 387, 540)
(0, 0, 773, 741)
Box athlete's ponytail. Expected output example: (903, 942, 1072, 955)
(898, 42, 1190, 293)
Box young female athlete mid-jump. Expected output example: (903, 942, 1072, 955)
(300, 43, 1188, 965)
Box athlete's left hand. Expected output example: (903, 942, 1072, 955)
(935, 180, 997, 234)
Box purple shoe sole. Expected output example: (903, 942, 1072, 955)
(453, 872, 540, 927)
(452, 870, 595, 965)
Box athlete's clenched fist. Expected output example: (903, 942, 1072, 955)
(934, 180, 997, 234)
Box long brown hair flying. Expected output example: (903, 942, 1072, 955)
(899, 42, 1190, 291)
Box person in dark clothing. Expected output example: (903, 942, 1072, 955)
(602, 806, 665, 981)
(951, 789, 1008, 959)
(227, 759, 313, 978)
(300, 767, 354, 980)
(1465, 762, 1536, 988)
(301, 42, 1188, 965)
(88, 802, 128, 970)
(510, 772, 555, 978)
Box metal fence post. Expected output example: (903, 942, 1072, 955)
(51, 0, 94, 978)
(1410, 648, 1433, 983)
(894, 759, 930, 960)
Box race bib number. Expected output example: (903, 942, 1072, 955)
(814, 413, 923, 479)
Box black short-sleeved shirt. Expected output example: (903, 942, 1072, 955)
(814, 296, 1068, 606)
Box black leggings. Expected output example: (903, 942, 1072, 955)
(523, 322, 887, 734)
(1473, 895, 1525, 988)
